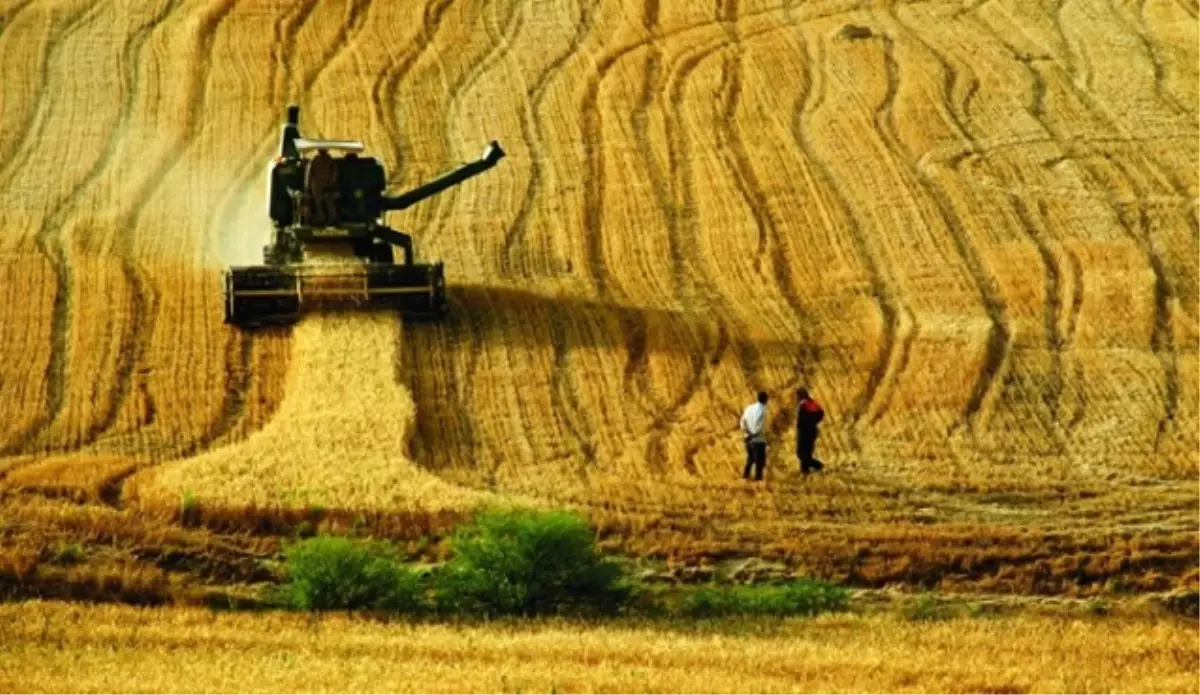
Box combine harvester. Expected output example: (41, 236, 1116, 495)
(224, 105, 505, 326)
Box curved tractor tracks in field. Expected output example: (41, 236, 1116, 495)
(870, 14, 1014, 444)
(0, 0, 378, 489)
(965, 2, 1192, 458)
(0, 0, 1194, 533)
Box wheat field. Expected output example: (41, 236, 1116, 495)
(1, 601, 1197, 693)
(0, 0, 1197, 595)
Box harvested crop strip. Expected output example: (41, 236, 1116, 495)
(129, 310, 493, 514)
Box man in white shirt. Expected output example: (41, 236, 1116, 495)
(740, 391, 769, 481)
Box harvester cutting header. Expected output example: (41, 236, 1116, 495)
(223, 105, 505, 326)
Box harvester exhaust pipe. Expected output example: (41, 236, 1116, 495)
(280, 104, 301, 158)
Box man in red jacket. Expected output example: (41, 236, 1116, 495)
(795, 388, 825, 475)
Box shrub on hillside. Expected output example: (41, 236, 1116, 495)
(682, 579, 849, 618)
(435, 508, 631, 617)
(282, 536, 423, 612)
(902, 592, 974, 619)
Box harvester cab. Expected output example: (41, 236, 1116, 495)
(223, 104, 505, 327)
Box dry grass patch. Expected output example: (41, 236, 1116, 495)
(0, 496, 277, 602)
(2, 455, 137, 503)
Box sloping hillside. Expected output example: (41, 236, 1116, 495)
(0, 0, 1196, 593)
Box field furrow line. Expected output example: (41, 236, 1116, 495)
(500, 0, 592, 276)
(1109, 0, 1190, 116)
(548, 312, 598, 474)
(939, 17, 1104, 453)
(1061, 238, 1085, 342)
(1075, 2, 1200, 193)
(1053, 0, 1092, 93)
(298, 0, 371, 108)
(398, 1, 595, 477)
(576, 5, 745, 475)
(45, 0, 180, 453)
(621, 0, 678, 421)
(0, 0, 99, 193)
(425, 0, 524, 256)
(1139, 218, 1181, 454)
(974, 17, 1104, 446)
(635, 0, 701, 473)
(1139, 0, 1196, 116)
(950, 0, 996, 18)
(374, 0, 455, 181)
(637, 0, 668, 268)
(578, 1, 793, 300)
(619, 309, 651, 397)
(707, 62, 767, 391)
(1033, 8, 1187, 419)
(1114, 168, 1180, 454)
(0, 0, 127, 456)
(911, 5, 1160, 443)
(86, 0, 237, 456)
(406, 296, 486, 479)
(677, 321, 735, 477)
(444, 0, 525, 148)
(971, 7, 1186, 454)
(701, 7, 867, 462)
(177, 331, 255, 458)
(217, 0, 320, 262)
(189, 137, 296, 456)
(0, 0, 37, 167)
(641, 14, 757, 473)
(960, 76, 981, 127)
(1108, 0, 1200, 333)
(579, 49, 611, 297)
(852, 31, 921, 430)
(0, 0, 31, 32)
(712, 10, 843, 438)
(1022, 201, 1072, 432)
(59, 2, 182, 453)
(449, 0, 603, 476)
(787, 21, 908, 448)
(556, 6, 737, 475)
(391, 3, 604, 484)
(268, 0, 317, 105)
(876, 14, 1013, 440)
(716, 0, 815, 354)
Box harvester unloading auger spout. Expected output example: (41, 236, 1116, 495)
(223, 105, 505, 327)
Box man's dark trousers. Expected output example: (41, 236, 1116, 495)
(743, 441, 767, 480)
(797, 431, 821, 473)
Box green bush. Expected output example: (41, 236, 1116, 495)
(901, 592, 958, 621)
(282, 536, 423, 612)
(48, 541, 86, 566)
(681, 579, 849, 618)
(435, 508, 631, 617)
(180, 491, 200, 526)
